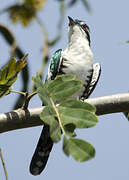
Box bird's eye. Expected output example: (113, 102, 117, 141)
(81, 25, 87, 31)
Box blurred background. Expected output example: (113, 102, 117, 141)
(0, 0, 129, 179)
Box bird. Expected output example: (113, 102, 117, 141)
(29, 16, 101, 175)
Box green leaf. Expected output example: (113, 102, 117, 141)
(40, 106, 61, 142)
(50, 80, 82, 102)
(124, 40, 129, 44)
(7, 0, 46, 26)
(49, 119, 61, 143)
(24, 0, 46, 10)
(7, 5, 36, 26)
(58, 106, 98, 128)
(46, 74, 77, 93)
(32, 75, 52, 106)
(59, 99, 96, 112)
(32, 74, 81, 105)
(0, 55, 27, 98)
(67, 138, 95, 162)
(64, 124, 76, 137)
(40, 106, 56, 119)
(45, 74, 82, 102)
(63, 136, 70, 156)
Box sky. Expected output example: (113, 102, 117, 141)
(0, 0, 129, 179)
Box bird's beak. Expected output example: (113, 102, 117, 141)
(68, 16, 75, 26)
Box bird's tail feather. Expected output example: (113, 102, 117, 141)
(29, 125, 53, 175)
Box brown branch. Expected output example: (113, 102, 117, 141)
(0, 93, 129, 134)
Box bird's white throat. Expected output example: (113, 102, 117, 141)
(63, 33, 93, 65)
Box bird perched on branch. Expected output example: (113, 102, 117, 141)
(30, 16, 101, 175)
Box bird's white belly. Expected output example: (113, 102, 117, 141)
(62, 53, 93, 99)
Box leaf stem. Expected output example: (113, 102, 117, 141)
(0, 149, 8, 180)
(11, 90, 37, 109)
(10, 89, 26, 96)
(22, 91, 37, 110)
(50, 98, 65, 135)
(27, 91, 37, 100)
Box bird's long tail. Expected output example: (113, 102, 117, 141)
(29, 125, 53, 175)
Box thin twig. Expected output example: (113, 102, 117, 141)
(22, 91, 37, 110)
(0, 149, 8, 180)
(10, 89, 26, 96)
(36, 17, 49, 78)
(11, 40, 17, 57)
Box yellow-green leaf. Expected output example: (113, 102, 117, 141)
(0, 54, 27, 98)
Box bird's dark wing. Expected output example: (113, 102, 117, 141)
(87, 63, 101, 97)
(47, 49, 62, 80)
(81, 63, 101, 100)
(29, 49, 62, 175)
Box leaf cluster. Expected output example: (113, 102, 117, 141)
(32, 74, 98, 162)
(7, 0, 46, 26)
(0, 55, 27, 98)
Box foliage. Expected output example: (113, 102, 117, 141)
(0, 24, 29, 108)
(32, 74, 98, 162)
(7, 0, 46, 26)
(0, 54, 27, 98)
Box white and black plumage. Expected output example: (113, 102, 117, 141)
(29, 16, 101, 175)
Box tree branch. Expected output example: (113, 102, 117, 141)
(86, 93, 129, 115)
(0, 93, 129, 134)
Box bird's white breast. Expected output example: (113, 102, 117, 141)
(62, 38, 93, 87)
(61, 38, 93, 99)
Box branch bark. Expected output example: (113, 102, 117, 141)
(0, 93, 129, 133)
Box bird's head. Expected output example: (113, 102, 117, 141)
(68, 16, 90, 46)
